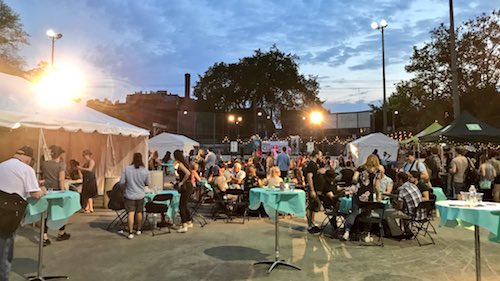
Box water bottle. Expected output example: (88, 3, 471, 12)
(469, 185, 477, 206)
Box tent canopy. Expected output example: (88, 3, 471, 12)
(400, 121, 443, 144)
(149, 132, 200, 158)
(346, 133, 399, 167)
(420, 111, 500, 144)
(0, 73, 149, 194)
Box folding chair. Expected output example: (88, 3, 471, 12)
(106, 188, 127, 231)
(189, 180, 212, 227)
(318, 194, 346, 237)
(211, 186, 232, 221)
(409, 200, 436, 246)
(358, 201, 386, 247)
(144, 194, 173, 236)
(224, 189, 250, 224)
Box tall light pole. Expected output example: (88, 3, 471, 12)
(46, 29, 63, 66)
(449, 0, 460, 118)
(393, 110, 398, 133)
(371, 19, 388, 134)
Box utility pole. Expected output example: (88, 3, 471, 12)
(449, 0, 460, 118)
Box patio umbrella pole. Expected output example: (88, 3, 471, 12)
(475, 226, 481, 281)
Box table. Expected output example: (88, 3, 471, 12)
(249, 188, 306, 273)
(23, 191, 81, 281)
(339, 197, 390, 215)
(432, 187, 447, 202)
(144, 190, 180, 221)
(436, 200, 500, 281)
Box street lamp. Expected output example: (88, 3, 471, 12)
(46, 29, 63, 66)
(371, 19, 388, 134)
(393, 110, 398, 133)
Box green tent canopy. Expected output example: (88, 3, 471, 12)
(420, 111, 500, 144)
(400, 121, 443, 144)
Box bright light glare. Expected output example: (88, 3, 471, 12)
(380, 19, 388, 27)
(228, 115, 235, 122)
(237, 116, 242, 122)
(394, 110, 399, 115)
(34, 65, 85, 106)
(310, 111, 323, 125)
(371, 21, 378, 29)
(46, 29, 56, 37)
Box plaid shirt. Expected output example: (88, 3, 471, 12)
(397, 182, 424, 220)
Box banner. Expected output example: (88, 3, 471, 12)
(261, 140, 288, 154)
(290, 135, 300, 155)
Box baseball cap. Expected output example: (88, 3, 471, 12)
(16, 146, 34, 158)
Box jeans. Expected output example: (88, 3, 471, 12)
(0, 233, 14, 281)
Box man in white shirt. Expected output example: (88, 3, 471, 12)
(401, 152, 429, 181)
(230, 162, 246, 189)
(204, 147, 217, 177)
(0, 146, 45, 281)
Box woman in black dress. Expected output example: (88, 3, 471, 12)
(79, 149, 98, 213)
(174, 149, 193, 233)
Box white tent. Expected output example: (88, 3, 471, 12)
(346, 133, 399, 167)
(149, 132, 199, 158)
(0, 73, 149, 194)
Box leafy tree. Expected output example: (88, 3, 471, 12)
(0, 0, 29, 75)
(386, 10, 500, 131)
(194, 46, 321, 122)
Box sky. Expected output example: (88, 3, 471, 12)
(5, 0, 497, 113)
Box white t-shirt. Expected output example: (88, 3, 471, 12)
(0, 158, 40, 199)
(232, 170, 246, 181)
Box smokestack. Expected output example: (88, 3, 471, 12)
(184, 73, 190, 99)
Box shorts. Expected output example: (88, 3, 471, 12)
(124, 198, 144, 213)
(307, 196, 321, 212)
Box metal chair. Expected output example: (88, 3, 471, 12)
(144, 193, 173, 236)
(106, 188, 127, 231)
(358, 201, 386, 246)
(409, 200, 436, 246)
(225, 189, 250, 224)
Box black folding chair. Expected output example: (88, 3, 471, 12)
(189, 180, 212, 227)
(318, 194, 346, 237)
(106, 187, 127, 231)
(211, 186, 232, 221)
(224, 189, 250, 224)
(409, 200, 436, 246)
(358, 201, 386, 246)
(144, 194, 173, 236)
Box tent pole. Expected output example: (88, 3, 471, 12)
(36, 129, 44, 179)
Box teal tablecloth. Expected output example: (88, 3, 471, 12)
(432, 187, 447, 201)
(23, 191, 81, 229)
(144, 190, 180, 220)
(436, 200, 500, 242)
(198, 179, 213, 192)
(249, 188, 306, 220)
(339, 197, 390, 214)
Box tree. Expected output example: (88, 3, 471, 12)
(387, 10, 500, 131)
(0, 0, 29, 75)
(193, 46, 321, 122)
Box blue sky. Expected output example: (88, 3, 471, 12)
(6, 0, 497, 112)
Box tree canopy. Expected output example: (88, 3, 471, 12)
(382, 10, 499, 131)
(193, 46, 321, 120)
(0, 0, 29, 75)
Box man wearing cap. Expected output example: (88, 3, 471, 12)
(401, 151, 429, 181)
(0, 146, 45, 281)
(41, 145, 70, 245)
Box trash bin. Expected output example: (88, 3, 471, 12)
(103, 176, 120, 208)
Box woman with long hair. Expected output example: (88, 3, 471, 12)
(78, 149, 98, 213)
(119, 153, 149, 239)
(174, 150, 193, 233)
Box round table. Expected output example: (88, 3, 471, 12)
(436, 200, 500, 281)
(144, 190, 180, 221)
(249, 188, 306, 273)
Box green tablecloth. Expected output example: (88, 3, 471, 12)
(436, 200, 500, 242)
(23, 191, 81, 229)
(339, 197, 390, 214)
(432, 187, 447, 201)
(249, 188, 306, 220)
(144, 190, 180, 220)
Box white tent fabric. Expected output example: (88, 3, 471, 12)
(0, 73, 149, 195)
(346, 133, 399, 167)
(149, 132, 200, 157)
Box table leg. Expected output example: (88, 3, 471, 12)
(254, 208, 301, 273)
(474, 225, 481, 281)
(27, 211, 68, 281)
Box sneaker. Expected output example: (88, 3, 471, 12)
(341, 232, 350, 241)
(56, 233, 71, 241)
(127, 233, 134, 239)
(135, 230, 142, 235)
(364, 235, 372, 243)
(307, 225, 321, 234)
(117, 230, 124, 235)
(177, 226, 188, 233)
(186, 221, 194, 228)
(43, 239, 51, 247)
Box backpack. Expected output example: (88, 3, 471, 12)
(464, 157, 480, 186)
(0, 190, 27, 238)
(107, 182, 125, 210)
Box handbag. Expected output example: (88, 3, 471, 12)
(0, 190, 28, 237)
(479, 179, 492, 190)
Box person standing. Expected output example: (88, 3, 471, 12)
(425, 147, 444, 188)
(479, 154, 496, 201)
(119, 153, 149, 239)
(303, 149, 323, 233)
(275, 147, 290, 179)
(0, 146, 45, 281)
(42, 145, 70, 245)
(174, 150, 193, 233)
(78, 149, 97, 213)
(489, 150, 500, 202)
(265, 152, 275, 176)
(449, 147, 469, 197)
(204, 147, 216, 178)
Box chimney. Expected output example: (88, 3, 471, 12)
(184, 73, 190, 99)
